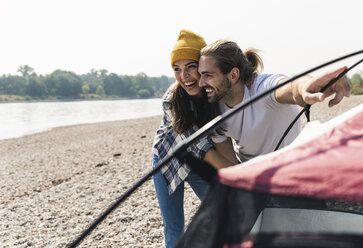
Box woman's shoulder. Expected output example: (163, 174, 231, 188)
(160, 82, 178, 121)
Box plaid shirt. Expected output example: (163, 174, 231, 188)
(152, 84, 215, 195)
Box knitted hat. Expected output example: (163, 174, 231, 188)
(170, 29, 207, 67)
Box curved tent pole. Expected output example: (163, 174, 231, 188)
(67, 49, 363, 248)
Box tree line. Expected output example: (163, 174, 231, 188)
(0, 65, 362, 101)
(0, 65, 175, 100)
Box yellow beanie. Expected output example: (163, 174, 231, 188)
(170, 29, 207, 67)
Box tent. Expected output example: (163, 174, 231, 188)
(176, 104, 363, 248)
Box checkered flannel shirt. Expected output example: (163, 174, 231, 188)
(152, 84, 215, 195)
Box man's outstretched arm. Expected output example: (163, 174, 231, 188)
(276, 66, 350, 107)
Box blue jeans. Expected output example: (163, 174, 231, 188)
(153, 155, 210, 248)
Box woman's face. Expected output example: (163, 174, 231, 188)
(173, 59, 203, 97)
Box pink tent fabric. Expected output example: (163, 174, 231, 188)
(218, 106, 363, 203)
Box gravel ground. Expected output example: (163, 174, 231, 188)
(0, 95, 362, 247)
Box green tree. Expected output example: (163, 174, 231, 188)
(17, 65, 34, 78)
(134, 72, 154, 96)
(120, 75, 136, 97)
(0, 76, 7, 94)
(137, 89, 151, 98)
(99, 69, 108, 81)
(351, 73, 363, 86)
(44, 70, 82, 97)
(82, 84, 90, 94)
(80, 69, 103, 94)
(103, 73, 125, 96)
(95, 85, 105, 95)
(350, 72, 363, 95)
(25, 76, 46, 97)
(2, 75, 27, 95)
(151, 75, 172, 97)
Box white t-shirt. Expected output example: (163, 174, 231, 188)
(212, 74, 301, 162)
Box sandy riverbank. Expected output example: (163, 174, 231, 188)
(0, 95, 362, 247)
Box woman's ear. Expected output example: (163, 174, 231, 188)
(228, 67, 240, 84)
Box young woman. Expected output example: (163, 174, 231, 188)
(152, 30, 237, 248)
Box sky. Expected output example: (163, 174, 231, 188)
(1, 0, 362, 78)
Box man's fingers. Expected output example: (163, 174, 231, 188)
(301, 66, 350, 107)
(304, 92, 325, 105)
(321, 66, 347, 82)
(328, 91, 345, 107)
(341, 76, 351, 97)
(305, 66, 348, 93)
(325, 75, 351, 107)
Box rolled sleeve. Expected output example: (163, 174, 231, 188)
(190, 136, 215, 160)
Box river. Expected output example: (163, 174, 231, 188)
(0, 98, 162, 140)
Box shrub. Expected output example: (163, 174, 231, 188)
(137, 89, 150, 99)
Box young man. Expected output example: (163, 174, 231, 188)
(198, 40, 351, 167)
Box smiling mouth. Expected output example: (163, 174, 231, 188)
(185, 81, 197, 88)
(204, 87, 214, 96)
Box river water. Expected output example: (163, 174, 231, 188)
(0, 98, 162, 140)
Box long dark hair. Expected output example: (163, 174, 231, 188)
(170, 83, 220, 134)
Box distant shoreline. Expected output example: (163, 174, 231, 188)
(0, 94, 161, 104)
(1, 91, 361, 104)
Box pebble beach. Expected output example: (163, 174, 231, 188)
(1, 95, 362, 247)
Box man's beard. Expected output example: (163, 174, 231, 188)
(207, 76, 231, 103)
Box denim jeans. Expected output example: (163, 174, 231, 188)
(153, 155, 210, 248)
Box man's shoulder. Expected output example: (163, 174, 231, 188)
(254, 74, 287, 90)
(255, 73, 286, 83)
